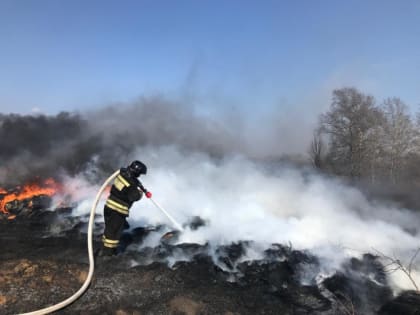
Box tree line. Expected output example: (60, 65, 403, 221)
(310, 87, 420, 187)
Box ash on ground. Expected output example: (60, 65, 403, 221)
(1, 203, 419, 315)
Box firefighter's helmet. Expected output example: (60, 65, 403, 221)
(128, 160, 147, 177)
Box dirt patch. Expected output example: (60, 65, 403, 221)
(169, 296, 205, 315)
(0, 295, 8, 305)
(0, 258, 87, 314)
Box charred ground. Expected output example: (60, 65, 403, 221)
(1, 201, 419, 315)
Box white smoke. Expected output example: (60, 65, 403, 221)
(53, 173, 106, 219)
(64, 145, 420, 291)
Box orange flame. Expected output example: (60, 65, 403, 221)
(0, 178, 60, 216)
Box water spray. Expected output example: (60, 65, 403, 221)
(18, 170, 182, 315)
(149, 197, 184, 231)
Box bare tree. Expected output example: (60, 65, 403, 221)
(381, 98, 415, 184)
(374, 248, 420, 292)
(309, 129, 324, 169)
(320, 88, 383, 179)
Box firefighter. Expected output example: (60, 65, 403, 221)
(100, 160, 152, 256)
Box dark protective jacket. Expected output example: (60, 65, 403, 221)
(105, 167, 144, 216)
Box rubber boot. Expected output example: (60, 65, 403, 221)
(97, 246, 116, 257)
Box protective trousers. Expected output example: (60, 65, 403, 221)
(102, 206, 126, 255)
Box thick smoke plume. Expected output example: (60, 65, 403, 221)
(0, 112, 101, 185)
(0, 96, 297, 186)
(2, 97, 420, 293)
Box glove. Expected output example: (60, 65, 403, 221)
(145, 191, 152, 198)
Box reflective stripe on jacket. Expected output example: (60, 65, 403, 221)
(105, 195, 130, 215)
(113, 174, 131, 191)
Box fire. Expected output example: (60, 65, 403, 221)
(0, 178, 60, 217)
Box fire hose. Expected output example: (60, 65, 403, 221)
(18, 170, 183, 315)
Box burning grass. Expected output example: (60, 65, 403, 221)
(0, 178, 60, 219)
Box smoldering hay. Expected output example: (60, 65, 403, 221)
(1, 97, 420, 292)
(65, 145, 420, 292)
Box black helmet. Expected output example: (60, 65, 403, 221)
(128, 160, 147, 177)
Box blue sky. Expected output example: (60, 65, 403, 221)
(0, 0, 419, 115)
